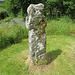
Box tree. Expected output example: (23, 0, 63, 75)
(63, 0, 75, 19)
(5, 0, 46, 17)
(45, 0, 75, 19)
(5, 0, 75, 19)
(5, 0, 21, 17)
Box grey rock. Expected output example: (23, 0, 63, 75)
(26, 3, 47, 64)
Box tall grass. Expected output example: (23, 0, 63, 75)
(0, 23, 28, 48)
(0, 16, 75, 48)
(0, 17, 12, 24)
(46, 16, 75, 36)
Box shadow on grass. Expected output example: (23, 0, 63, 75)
(0, 45, 12, 52)
(0, 41, 21, 52)
(46, 49, 62, 64)
(0, 39, 26, 52)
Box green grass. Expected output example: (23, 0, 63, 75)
(0, 23, 28, 48)
(0, 39, 30, 75)
(46, 16, 75, 36)
(0, 16, 75, 74)
(0, 17, 12, 24)
(0, 35, 75, 75)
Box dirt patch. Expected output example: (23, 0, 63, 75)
(25, 50, 62, 74)
(25, 56, 53, 75)
(17, 50, 29, 62)
(70, 32, 75, 36)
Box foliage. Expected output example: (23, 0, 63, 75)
(0, 7, 6, 12)
(0, 4, 8, 19)
(5, 0, 21, 17)
(0, 16, 75, 48)
(0, 17, 12, 24)
(0, 11, 8, 20)
(0, 23, 28, 48)
(46, 16, 75, 35)
(0, 3, 6, 12)
(5, 0, 43, 17)
(5, 0, 75, 19)
(0, 4, 5, 8)
(45, 0, 75, 19)
(63, 0, 75, 19)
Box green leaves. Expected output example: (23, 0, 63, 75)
(47, 0, 57, 2)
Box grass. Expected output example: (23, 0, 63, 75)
(0, 17, 12, 24)
(0, 16, 75, 74)
(46, 16, 75, 36)
(0, 22, 28, 48)
(0, 35, 75, 75)
(0, 39, 30, 75)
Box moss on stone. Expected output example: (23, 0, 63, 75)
(37, 59, 48, 65)
(33, 58, 48, 65)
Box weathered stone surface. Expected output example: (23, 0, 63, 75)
(26, 3, 47, 65)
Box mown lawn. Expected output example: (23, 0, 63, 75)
(0, 35, 75, 75)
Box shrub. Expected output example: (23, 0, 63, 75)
(0, 23, 28, 48)
(0, 4, 5, 12)
(0, 11, 8, 20)
(46, 16, 75, 36)
(0, 17, 12, 24)
(0, 3, 8, 20)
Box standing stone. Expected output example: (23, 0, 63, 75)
(26, 3, 47, 65)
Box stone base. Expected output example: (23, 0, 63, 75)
(33, 53, 48, 65)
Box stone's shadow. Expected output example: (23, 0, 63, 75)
(46, 49, 62, 64)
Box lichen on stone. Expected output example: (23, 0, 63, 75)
(26, 3, 47, 65)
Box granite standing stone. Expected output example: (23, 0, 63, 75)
(26, 3, 47, 65)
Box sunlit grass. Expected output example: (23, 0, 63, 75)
(46, 16, 75, 36)
(0, 35, 75, 75)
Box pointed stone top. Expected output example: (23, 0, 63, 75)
(27, 3, 44, 15)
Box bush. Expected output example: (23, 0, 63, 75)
(0, 17, 12, 24)
(0, 23, 28, 48)
(0, 4, 5, 12)
(46, 16, 75, 36)
(0, 11, 8, 20)
(0, 3, 8, 20)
